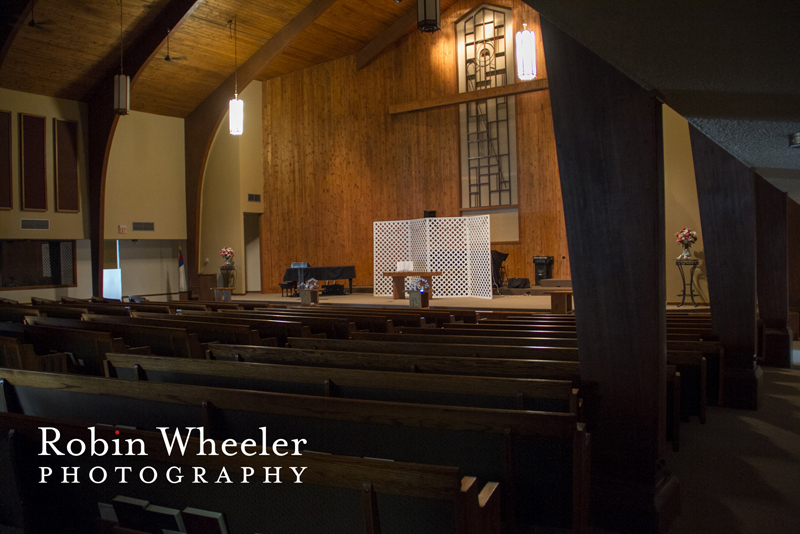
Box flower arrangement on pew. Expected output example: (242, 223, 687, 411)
(675, 228, 697, 259)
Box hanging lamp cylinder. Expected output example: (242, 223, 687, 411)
(113, 74, 130, 115)
(417, 0, 441, 33)
(515, 24, 537, 81)
(229, 96, 244, 136)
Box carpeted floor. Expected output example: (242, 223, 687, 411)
(667, 367, 800, 533)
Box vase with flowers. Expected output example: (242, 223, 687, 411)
(219, 247, 236, 288)
(675, 228, 697, 259)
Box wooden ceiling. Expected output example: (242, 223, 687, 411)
(0, 0, 173, 101)
(1, 0, 460, 118)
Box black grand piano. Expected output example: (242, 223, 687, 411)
(282, 264, 356, 295)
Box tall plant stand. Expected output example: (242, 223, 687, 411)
(676, 259, 700, 307)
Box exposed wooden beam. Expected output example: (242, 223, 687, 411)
(0, 0, 35, 69)
(183, 0, 338, 289)
(541, 16, 678, 532)
(756, 174, 791, 367)
(356, 8, 416, 71)
(690, 124, 761, 408)
(389, 79, 549, 115)
(85, 0, 203, 296)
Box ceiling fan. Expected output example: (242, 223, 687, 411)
(28, 3, 53, 31)
(164, 28, 187, 62)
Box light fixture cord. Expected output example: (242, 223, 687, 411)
(233, 16, 238, 97)
(117, 0, 124, 75)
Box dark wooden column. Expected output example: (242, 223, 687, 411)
(788, 198, 800, 311)
(756, 175, 791, 367)
(690, 126, 762, 407)
(84, 0, 202, 295)
(540, 18, 678, 534)
(788, 198, 800, 344)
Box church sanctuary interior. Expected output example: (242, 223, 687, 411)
(1, 0, 800, 533)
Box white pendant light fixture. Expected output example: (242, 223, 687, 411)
(114, 0, 130, 115)
(229, 16, 243, 136)
(515, 23, 537, 81)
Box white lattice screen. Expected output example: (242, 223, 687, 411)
(373, 215, 492, 299)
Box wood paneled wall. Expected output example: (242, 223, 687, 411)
(260, 0, 568, 291)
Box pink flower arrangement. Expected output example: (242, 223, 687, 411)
(676, 228, 697, 247)
(219, 247, 234, 261)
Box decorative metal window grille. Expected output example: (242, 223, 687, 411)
(60, 241, 74, 285)
(0, 240, 75, 288)
(457, 5, 518, 209)
(42, 244, 51, 277)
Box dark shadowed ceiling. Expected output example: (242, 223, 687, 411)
(524, 0, 800, 200)
(1, 0, 797, 198)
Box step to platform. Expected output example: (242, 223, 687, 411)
(351, 285, 375, 294)
(538, 278, 572, 288)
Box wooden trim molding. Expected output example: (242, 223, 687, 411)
(460, 204, 519, 212)
(19, 113, 47, 212)
(54, 119, 80, 213)
(389, 78, 549, 115)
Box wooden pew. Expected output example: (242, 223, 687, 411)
(219, 309, 395, 334)
(177, 310, 352, 340)
(275, 304, 460, 327)
(30, 304, 92, 319)
(24, 316, 204, 360)
(0, 369, 590, 532)
(84, 302, 173, 315)
(210, 344, 582, 382)
(324, 328, 708, 422)
(0, 337, 69, 373)
(105, 353, 579, 413)
(396, 326, 708, 343)
(82, 314, 265, 346)
(1, 412, 498, 534)
(287, 332, 704, 422)
(456, 321, 717, 339)
(287, 336, 581, 362)
(0, 306, 40, 323)
(0, 323, 119, 375)
(350, 331, 580, 348)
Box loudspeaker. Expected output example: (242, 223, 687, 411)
(321, 284, 345, 296)
(424, 210, 436, 218)
(533, 256, 554, 285)
(507, 278, 531, 289)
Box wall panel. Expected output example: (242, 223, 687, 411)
(54, 119, 80, 212)
(0, 110, 10, 209)
(20, 113, 47, 211)
(260, 0, 568, 291)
